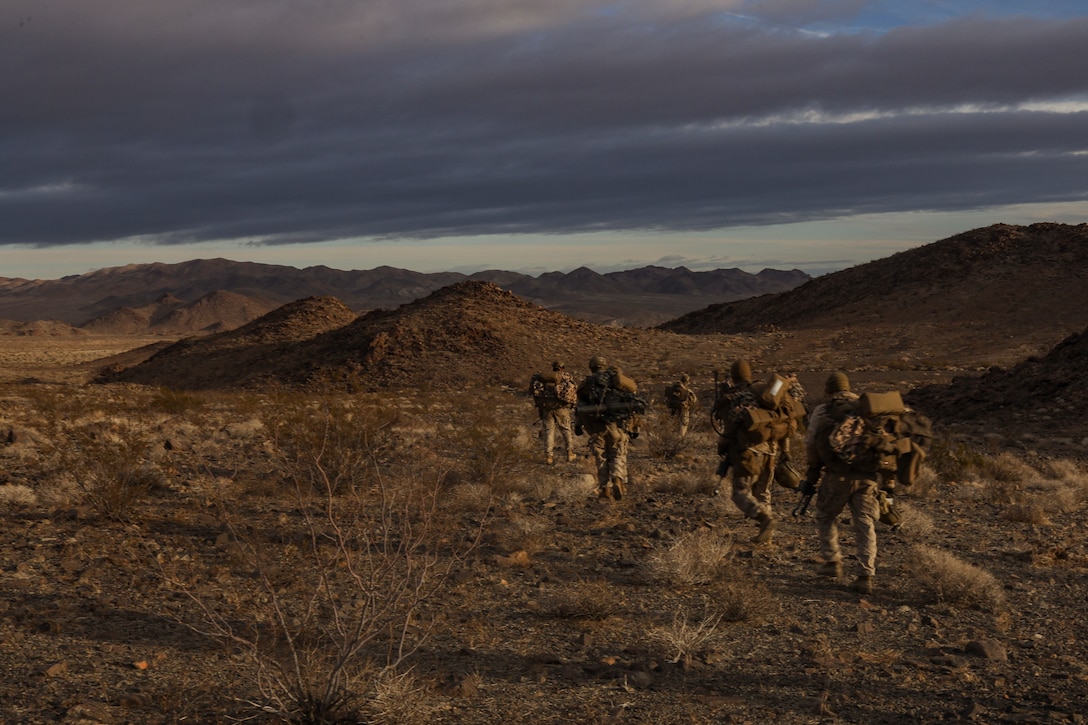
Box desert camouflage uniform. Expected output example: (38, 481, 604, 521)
(539, 370, 577, 464)
(806, 383, 879, 588)
(667, 375, 697, 437)
(728, 434, 779, 522)
(586, 419, 629, 495)
(715, 367, 779, 542)
(577, 358, 638, 500)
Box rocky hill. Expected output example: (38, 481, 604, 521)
(100, 282, 738, 391)
(907, 325, 1088, 441)
(97, 296, 360, 388)
(659, 223, 1088, 370)
(79, 291, 280, 335)
(0, 259, 809, 329)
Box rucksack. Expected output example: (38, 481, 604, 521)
(714, 376, 806, 447)
(575, 371, 648, 428)
(530, 371, 577, 410)
(817, 391, 933, 485)
(664, 382, 694, 412)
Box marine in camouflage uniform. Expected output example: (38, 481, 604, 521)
(538, 361, 578, 465)
(804, 372, 878, 594)
(717, 359, 779, 544)
(577, 355, 638, 501)
(667, 373, 698, 437)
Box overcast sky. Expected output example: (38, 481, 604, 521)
(3, 0, 1087, 280)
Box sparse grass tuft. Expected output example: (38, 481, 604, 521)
(146, 387, 205, 414)
(539, 579, 623, 620)
(904, 544, 1007, 612)
(0, 484, 37, 507)
(366, 668, 440, 725)
(892, 502, 935, 539)
(648, 528, 735, 586)
(491, 512, 553, 555)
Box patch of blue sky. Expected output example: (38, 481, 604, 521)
(797, 0, 1088, 36)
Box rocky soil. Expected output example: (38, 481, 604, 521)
(0, 378, 1086, 724)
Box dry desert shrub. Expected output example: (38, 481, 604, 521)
(539, 578, 623, 620)
(0, 483, 37, 507)
(159, 411, 485, 725)
(707, 569, 778, 623)
(907, 462, 940, 498)
(146, 386, 206, 414)
(445, 482, 494, 514)
(364, 668, 440, 725)
(491, 511, 553, 555)
(647, 528, 736, 586)
(643, 415, 698, 460)
(263, 392, 399, 496)
(647, 609, 724, 670)
(650, 469, 712, 496)
(519, 471, 598, 503)
(454, 408, 535, 494)
(891, 501, 935, 539)
(925, 436, 990, 484)
(1002, 499, 1050, 525)
(62, 420, 165, 520)
(903, 544, 1007, 612)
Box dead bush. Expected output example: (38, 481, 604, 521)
(707, 570, 777, 623)
(491, 512, 553, 555)
(647, 609, 724, 670)
(160, 433, 484, 724)
(650, 469, 712, 496)
(643, 414, 699, 460)
(648, 528, 736, 586)
(892, 502, 935, 539)
(64, 421, 164, 520)
(903, 544, 1007, 612)
(264, 392, 399, 496)
(539, 579, 622, 620)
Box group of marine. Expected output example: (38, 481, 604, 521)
(530, 356, 933, 596)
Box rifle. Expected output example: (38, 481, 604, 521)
(711, 369, 727, 437)
(792, 478, 818, 517)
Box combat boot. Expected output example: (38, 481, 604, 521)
(752, 512, 776, 544)
(610, 477, 626, 501)
(546, 454, 554, 466)
(818, 561, 843, 578)
(850, 576, 874, 595)
(567, 450, 577, 462)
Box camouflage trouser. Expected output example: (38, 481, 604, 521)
(815, 472, 879, 577)
(730, 442, 777, 519)
(673, 405, 692, 437)
(541, 406, 575, 458)
(588, 421, 629, 487)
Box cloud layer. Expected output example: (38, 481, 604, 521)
(3, 0, 1087, 248)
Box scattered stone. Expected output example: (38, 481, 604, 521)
(965, 639, 1008, 661)
(493, 550, 531, 568)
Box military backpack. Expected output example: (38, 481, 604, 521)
(816, 390, 933, 485)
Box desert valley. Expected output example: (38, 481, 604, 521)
(1, 222, 1087, 724)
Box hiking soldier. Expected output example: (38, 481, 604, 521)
(803, 372, 878, 595)
(529, 361, 578, 465)
(575, 355, 644, 501)
(713, 359, 780, 544)
(665, 373, 698, 437)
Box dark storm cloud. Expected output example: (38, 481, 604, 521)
(2, 1, 1087, 247)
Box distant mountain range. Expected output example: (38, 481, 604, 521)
(0, 261, 810, 331)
